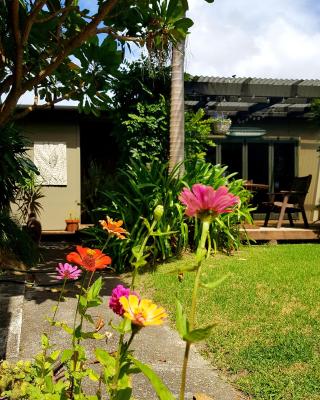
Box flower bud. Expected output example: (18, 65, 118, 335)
(153, 205, 164, 221)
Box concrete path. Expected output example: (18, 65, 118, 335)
(2, 241, 247, 400)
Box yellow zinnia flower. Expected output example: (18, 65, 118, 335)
(119, 295, 167, 327)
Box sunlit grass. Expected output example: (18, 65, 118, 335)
(137, 244, 320, 400)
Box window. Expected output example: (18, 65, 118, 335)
(207, 137, 298, 190)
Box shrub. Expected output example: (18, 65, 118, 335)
(0, 125, 38, 211)
(82, 158, 252, 272)
(0, 213, 39, 269)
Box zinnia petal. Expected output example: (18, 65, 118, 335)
(119, 295, 167, 327)
(179, 184, 239, 221)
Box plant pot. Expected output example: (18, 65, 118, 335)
(65, 220, 79, 232)
(213, 119, 231, 135)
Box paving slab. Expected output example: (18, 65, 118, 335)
(0, 281, 25, 360)
(3, 242, 247, 400)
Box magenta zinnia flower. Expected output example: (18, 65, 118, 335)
(179, 184, 239, 220)
(56, 263, 82, 280)
(109, 285, 139, 316)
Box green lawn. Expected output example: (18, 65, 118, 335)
(137, 244, 320, 400)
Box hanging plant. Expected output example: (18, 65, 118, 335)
(212, 112, 232, 135)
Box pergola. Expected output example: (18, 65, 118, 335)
(185, 77, 320, 123)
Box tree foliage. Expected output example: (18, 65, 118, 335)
(109, 59, 214, 165)
(0, 0, 195, 127)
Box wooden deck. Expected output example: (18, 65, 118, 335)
(241, 222, 320, 241)
(42, 224, 320, 242)
(42, 230, 76, 235)
(42, 224, 93, 236)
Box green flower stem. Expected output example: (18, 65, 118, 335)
(45, 278, 67, 358)
(101, 236, 111, 253)
(111, 333, 124, 399)
(190, 220, 210, 328)
(72, 271, 87, 348)
(52, 278, 67, 324)
(179, 220, 210, 400)
(77, 271, 95, 345)
(179, 342, 191, 400)
(70, 271, 87, 398)
(131, 220, 157, 290)
(111, 328, 137, 399)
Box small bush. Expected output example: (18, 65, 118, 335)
(0, 212, 39, 269)
(82, 158, 252, 272)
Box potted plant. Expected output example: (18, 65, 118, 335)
(65, 213, 80, 232)
(212, 112, 232, 135)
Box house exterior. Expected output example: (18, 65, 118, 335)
(186, 77, 320, 222)
(17, 77, 320, 230)
(18, 108, 81, 230)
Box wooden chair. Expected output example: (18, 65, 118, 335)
(263, 175, 312, 229)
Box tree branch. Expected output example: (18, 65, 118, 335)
(5, 0, 23, 99)
(34, 5, 75, 24)
(96, 27, 145, 44)
(22, 0, 119, 93)
(22, 0, 48, 46)
(11, 0, 21, 46)
(0, 0, 119, 127)
(11, 91, 76, 121)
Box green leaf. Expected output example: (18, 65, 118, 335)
(196, 248, 207, 263)
(87, 276, 103, 301)
(129, 356, 176, 400)
(174, 17, 194, 31)
(48, 349, 60, 362)
(61, 349, 74, 363)
(81, 331, 106, 340)
(176, 299, 188, 338)
(201, 273, 232, 289)
(184, 324, 215, 342)
(87, 368, 100, 382)
(131, 245, 143, 259)
(41, 333, 49, 349)
(151, 230, 178, 237)
(95, 348, 116, 369)
(44, 375, 54, 392)
(111, 318, 132, 335)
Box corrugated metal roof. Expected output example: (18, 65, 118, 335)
(187, 76, 320, 98)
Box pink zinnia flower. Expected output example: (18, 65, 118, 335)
(109, 285, 139, 316)
(56, 263, 82, 280)
(179, 184, 239, 220)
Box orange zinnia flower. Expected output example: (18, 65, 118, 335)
(99, 216, 128, 240)
(66, 245, 111, 272)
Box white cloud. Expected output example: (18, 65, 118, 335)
(186, 0, 320, 79)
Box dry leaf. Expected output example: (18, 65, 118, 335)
(193, 394, 215, 400)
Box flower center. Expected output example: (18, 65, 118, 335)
(135, 312, 146, 325)
(86, 249, 96, 256)
(83, 255, 96, 269)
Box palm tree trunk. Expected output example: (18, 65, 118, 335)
(169, 39, 185, 175)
